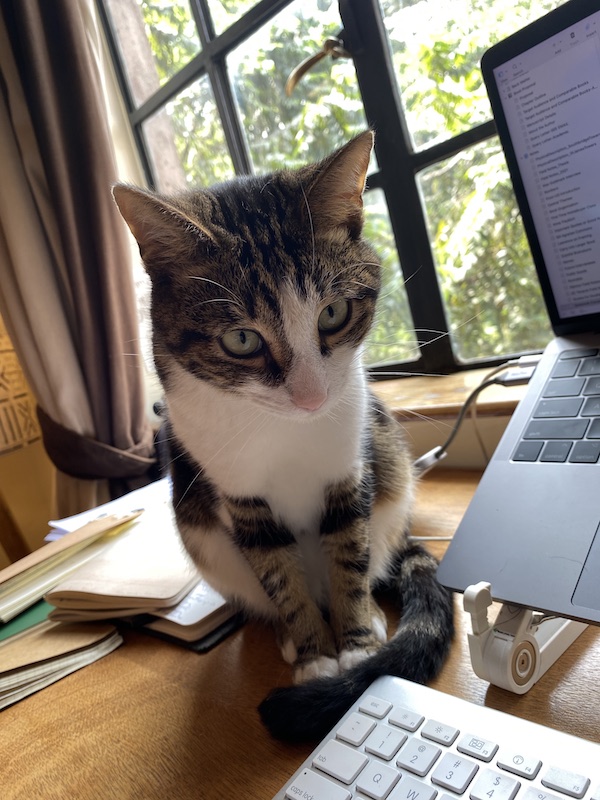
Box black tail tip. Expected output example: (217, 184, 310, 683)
(258, 674, 358, 743)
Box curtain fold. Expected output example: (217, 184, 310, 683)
(0, 0, 156, 515)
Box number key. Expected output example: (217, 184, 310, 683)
(470, 767, 520, 800)
(431, 752, 479, 793)
(396, 738, 441, 777)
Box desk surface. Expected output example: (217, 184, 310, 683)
(2, 470, 598, 799)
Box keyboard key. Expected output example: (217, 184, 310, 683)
(421, 719, 460, 745)
(552, 360, 579, 378)
(365, 724, 407, 760)
(559, 348, 597, 359)
(542, 766, 591, 798)
(390, 776, 437, 800)
(312, 739, 368, 784)
(579, 357, 600, 376)
(431, 752, 479, 793)
(356, 760, 401, 799)
(336, 712, 376, 746)
(285, 768, 351, 800)
(534, 397, 583, 417)
(359, 695, 393, 719)
(521, 788, 562, 800)
(540, 441, 572, 462)
(543, 378, 585, 397)
(581, 396, 600, 416)
(457, 734, 498, 762)
(584, 376, 600, 395)
(496, 750, 542, 779)
(588, 419, 600, 438)
(389, 707, 424, 732)
(569, 441, 600, 463)
(397, 737, 441, 776)
(513, 441, 543, 462)
(469, 768, 520, 800)
(524, 419, 588, 439)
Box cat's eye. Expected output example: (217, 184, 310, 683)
(318, 299, 350, 334)
(220, 329, 264, 358)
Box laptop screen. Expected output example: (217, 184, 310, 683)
(482, 0, 600, 334)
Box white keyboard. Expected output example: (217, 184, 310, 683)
(271, 675, 600, 800)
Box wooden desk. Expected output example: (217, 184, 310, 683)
(2, 470, 598, 799)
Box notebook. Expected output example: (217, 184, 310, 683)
(437, 0, 600, 624)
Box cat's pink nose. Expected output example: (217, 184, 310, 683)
(293, 391, 327, 412)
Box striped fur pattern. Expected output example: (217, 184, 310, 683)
(113, 132, 454, 741)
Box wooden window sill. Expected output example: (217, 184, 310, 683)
(371, 367, 527, 420)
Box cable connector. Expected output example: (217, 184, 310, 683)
(413, 446, 447, 476)
(495, 365, 536, 386)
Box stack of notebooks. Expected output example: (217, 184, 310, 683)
(0, 479, 242, 709)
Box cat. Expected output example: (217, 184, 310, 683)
(113, 130, 454, 742)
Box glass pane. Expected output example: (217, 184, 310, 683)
(207, 0, 259, 35)
(104, 0, 201, 107)
(363, 190, 418, 367)
(142, 76, 234, 192)
(227, 0, 369, 173)
(419, 137, 552, 362)
(379, 0, 562, 150)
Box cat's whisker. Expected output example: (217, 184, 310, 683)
(188, 275, 244, 306)
(300, 182, 316, 270)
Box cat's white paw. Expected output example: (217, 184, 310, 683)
(338, 648, 373, 672)
(294, 656, 339, 684)
(372, 613, 388, 644)
(280, 638, 297, 665)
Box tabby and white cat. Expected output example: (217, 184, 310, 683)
(113, 131, 453, 742)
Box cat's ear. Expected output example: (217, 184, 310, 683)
(304, 130, 374, 238)
(112, 184, 216, 268)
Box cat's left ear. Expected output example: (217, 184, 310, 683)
(304, 130, 374, 238)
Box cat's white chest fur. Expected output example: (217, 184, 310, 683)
(166, 361, 367, 534)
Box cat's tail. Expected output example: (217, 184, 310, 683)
(258, 542, 454, 742)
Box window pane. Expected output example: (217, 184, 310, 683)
(142, 76, 234, 192)
(419, 138, 552, 362)
(379, 0, 562, 150)
(227, 0, 369, 173)
(363, 190, 418, 367)
(104, 0, 201, 107)
(207, 0, 260, 35)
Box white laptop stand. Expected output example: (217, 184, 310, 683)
(463, 582, 588, 694)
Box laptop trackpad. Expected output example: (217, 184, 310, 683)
(572, 522, 600, 611)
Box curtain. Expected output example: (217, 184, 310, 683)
(0, 0, 156, 515)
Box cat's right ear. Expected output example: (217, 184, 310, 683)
(112, 184, 216, 269)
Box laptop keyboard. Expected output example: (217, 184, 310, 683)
(513, 347, 600, 463)
(272, 675, 600, 800)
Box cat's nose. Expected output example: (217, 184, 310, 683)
(292, 390, 328, 412)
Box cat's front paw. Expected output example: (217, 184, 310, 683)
(293, 655, 339, 684)
(338, 644, 380, 672)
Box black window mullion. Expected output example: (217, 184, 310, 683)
(340, 0, 454, 373)
(189, 0, 253, 175)
(207, 59, 253, 175)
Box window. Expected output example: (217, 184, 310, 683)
(98, 0, 562, 376)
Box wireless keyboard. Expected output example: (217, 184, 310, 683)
(271, 675, 600, 800)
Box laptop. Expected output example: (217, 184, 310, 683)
(436, 0, 600, 625)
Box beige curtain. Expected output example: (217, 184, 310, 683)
(0, 0, 156, 515)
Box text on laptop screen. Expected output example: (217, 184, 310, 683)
(494, 9, 600, 319)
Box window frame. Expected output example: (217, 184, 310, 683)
(96, 0, 529, 378)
